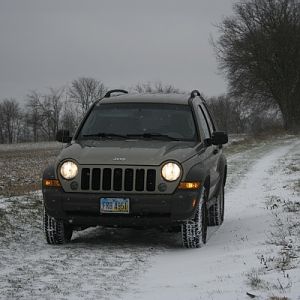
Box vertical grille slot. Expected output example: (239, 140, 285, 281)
(124, 169, 134, 191)
(146, 169, 156, 191)
(135, 169, 145, 191)
(81, 168, 90, 190)
(92, 168, 101, 190)
(102, 168, 112, 190)
(113, 168, 123, 191)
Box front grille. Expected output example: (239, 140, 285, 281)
(80, 167, 157, 192)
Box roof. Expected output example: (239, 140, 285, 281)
(98, 93, 190, 105)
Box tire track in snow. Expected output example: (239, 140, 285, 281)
(122, 139, 300, 300)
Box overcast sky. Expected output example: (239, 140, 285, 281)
(0, 0, 235, 102)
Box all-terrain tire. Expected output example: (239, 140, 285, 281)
(181, 190, 208, 248)
(43, 208, 73, 244)
(208, 183, 224, 226)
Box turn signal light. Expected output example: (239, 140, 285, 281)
(43, 179, 61, 187)
(178, 181, 201, 190)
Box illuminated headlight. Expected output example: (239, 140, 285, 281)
(60, 161, 78, 180)
(161, 162, 181, 181)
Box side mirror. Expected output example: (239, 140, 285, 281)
(211, 131, 228, 145)
(56, 129, 72, 143)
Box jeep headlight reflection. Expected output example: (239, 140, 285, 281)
(161, 162, 181, 181)
(60, 161, 78, 180)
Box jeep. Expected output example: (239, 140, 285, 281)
(42, 89, 228, 248)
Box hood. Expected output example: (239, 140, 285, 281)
(57, 140, 198, 166)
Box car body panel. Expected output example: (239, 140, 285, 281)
(56, 140, 198, 167)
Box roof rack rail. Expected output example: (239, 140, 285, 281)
(104, 89, 128, 98)
(190, 89, 206, 102)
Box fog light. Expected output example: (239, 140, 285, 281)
(178, 181, 201, 190)
(158, 183, 167, 192)
(70, 181, 79, 190)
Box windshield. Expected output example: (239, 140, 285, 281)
(77, 103, 198, 142)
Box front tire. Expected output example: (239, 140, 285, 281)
(43, 208, 73, 244)
(181, 190, 208, 248)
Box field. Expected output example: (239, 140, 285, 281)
(0, 142, 62, 196)
(0, 135, 299, 300)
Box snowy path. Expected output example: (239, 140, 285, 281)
(123, 139, 300, 300)
(0, 138, 299, 300)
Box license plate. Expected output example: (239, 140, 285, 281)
(100, 198, 130, 214)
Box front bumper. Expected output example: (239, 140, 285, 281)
(43, 187, 202, 227)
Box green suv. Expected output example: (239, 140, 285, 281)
(42, 89, 228, 248)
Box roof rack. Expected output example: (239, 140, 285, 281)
(104, 89, 128, 98)
(190, 89, 206, 102)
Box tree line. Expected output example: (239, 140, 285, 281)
(0, 77, 284, 144)
(0, 80, 184, 144)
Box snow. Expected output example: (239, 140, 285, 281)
(0, 136, 299, 300)
(123, 138, 300, 300)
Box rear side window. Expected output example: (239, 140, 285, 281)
(197, 106, 210, 139)
(200, 104, 215, 135)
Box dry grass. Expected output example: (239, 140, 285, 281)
(246, 269, 267, 289)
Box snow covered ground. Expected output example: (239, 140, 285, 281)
(0, 136, 299, 300)
(123, 137, 300, 300)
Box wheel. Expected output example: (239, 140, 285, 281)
(181, 190, 208, 248)
(43, 208, 73, 244)
(208, 183, 224, 226)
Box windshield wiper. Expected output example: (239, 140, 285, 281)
(82, 132, 128, 139)
(82, 132, 181, 141)
(126, 133, 180, 141)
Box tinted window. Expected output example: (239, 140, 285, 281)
(78, 103, 197, 141)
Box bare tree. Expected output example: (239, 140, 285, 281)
(26, 88, 64, 141)
(0, 98, 22, 143)
(60, 100, 78, 135)
(68, 77, 107, 116)
(0, 104, 4, 143)
(26, 90, 43, 142)
(134, 82, 181, 94)
(214, 0, 300, 132)
(44, 88, 64, 139)
(207, 94, 282, 134)
(207, 95, 243, 133)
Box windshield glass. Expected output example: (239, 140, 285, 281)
(77, 103, 198, 142)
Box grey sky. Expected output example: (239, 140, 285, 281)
(0, 0, 234, 101)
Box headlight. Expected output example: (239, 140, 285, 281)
(161, 162, 181, 181)
(60, 161, 78, 180)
